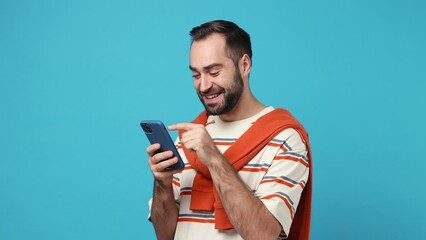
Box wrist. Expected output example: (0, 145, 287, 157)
(206, 154, 232, 174)
(154, 178, 173, 191)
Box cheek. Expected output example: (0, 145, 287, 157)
(217, 76, 230, 88)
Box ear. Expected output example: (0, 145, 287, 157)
(239, 54, 252, 79)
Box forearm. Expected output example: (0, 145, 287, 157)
(150, 180, 178, 240)
(209, 157, 282, 240)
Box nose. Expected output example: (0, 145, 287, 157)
(199, 75, 212, 93)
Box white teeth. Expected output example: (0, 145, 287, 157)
(205, 93, 220, 99)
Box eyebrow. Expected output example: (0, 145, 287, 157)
(189, 63, 224, 72)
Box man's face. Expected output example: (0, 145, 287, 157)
(189, 34, 244, 116)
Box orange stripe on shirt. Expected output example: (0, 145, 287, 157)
(178, 218, 215, 224)
(267, 142, 282, 147)
(240, 167, 268, 172)
(214, 142, 234, 146)
(280, 145, 289, 152)
(260, 179, 294, 188)
(172, 179, 180, 187)
(216, 141, 283, 148)
(274, 155, 309, 168)
(262, 194, 294, 220)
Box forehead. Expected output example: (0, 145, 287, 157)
(189, 33, 232, 69)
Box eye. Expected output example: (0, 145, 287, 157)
(210, 71, 220, 77)
(192, 73, 201, 79)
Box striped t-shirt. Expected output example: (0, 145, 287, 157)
(155, 107, 309, 239)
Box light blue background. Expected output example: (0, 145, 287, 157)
(1, 0, 425, 239)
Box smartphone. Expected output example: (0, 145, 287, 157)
(140, 120, 184, 170)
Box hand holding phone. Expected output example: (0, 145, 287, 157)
(140, 120, 185, 170)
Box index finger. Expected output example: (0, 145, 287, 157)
(168, 122, 201, 131)
(146, 143, 160, 156)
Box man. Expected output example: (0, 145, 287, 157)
(146, 20, 312, 240)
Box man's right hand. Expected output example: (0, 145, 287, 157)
(147, 143, 181, 186)
(147, 143, 180, 239)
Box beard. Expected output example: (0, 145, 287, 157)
(197, 69, 244, 116)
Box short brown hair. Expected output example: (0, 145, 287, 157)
(190, 20, 252, 65)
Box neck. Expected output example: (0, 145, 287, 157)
(218, 90, 266, 122)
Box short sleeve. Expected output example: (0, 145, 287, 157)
(256, 128, 310, 238)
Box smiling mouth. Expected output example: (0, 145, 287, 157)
(204, 93, 221, 99)
(201, 92, 223, 105)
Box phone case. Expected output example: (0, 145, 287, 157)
(140, 120, 185, 170)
